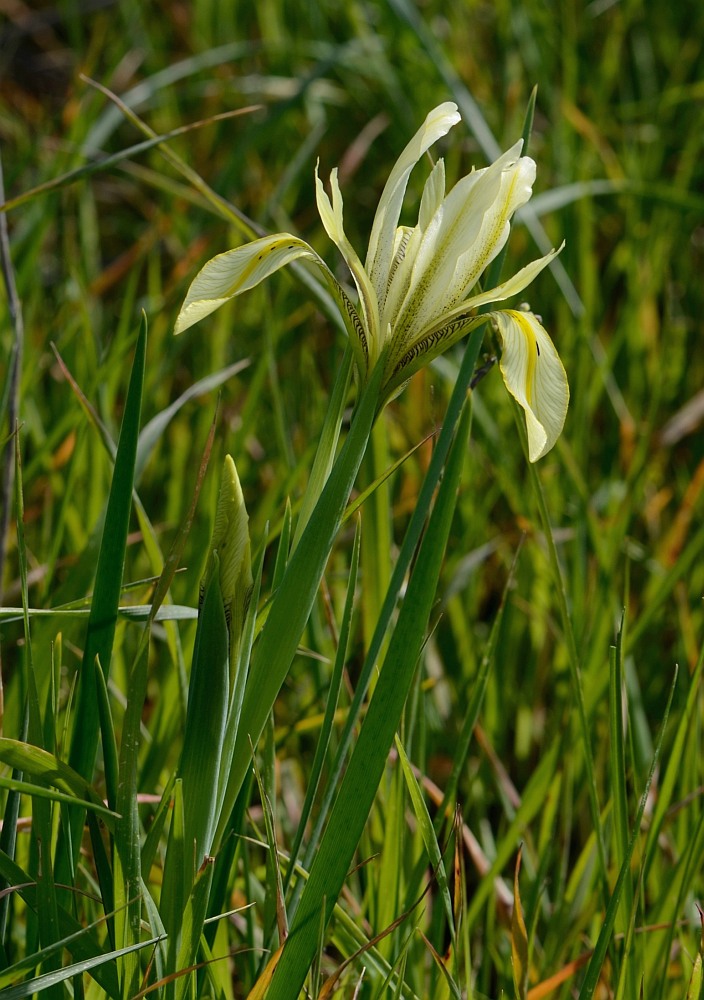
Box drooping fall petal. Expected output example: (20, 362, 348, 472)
(174, 235, 321, 334)
(494, 309, 569, 461)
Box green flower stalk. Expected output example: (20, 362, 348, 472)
(175, 102, 569, 461)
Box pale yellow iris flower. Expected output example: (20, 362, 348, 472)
(175, 102, 569, 460)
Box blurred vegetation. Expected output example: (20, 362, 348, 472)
(1, 0, 703, 996)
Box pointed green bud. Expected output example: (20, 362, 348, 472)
(201, 455, 253, 679)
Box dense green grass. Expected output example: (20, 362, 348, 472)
(1, 1, 703, 997)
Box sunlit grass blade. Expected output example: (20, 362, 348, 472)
(266, 399, 472, 996)
(0, 741, 118, 825)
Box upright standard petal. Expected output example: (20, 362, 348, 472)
(365, 102, 460, 313)
(315, 165, 380, 362)
(390, 143, 535, 342)
(493, 310, 569, 462)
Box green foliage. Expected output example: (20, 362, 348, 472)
(1, 1, 703, 998)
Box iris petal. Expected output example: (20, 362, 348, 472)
(315, 165, 380, 358)
(365, 102, 460, 313)
(493, 310, 569, 461)
(174, 234, 370, 377)
(174, 235, 321, 334)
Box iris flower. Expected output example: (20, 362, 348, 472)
(175, 102, 568, 460)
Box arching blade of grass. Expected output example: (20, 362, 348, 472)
(134, 359, 249, 483)
(0, 935, 165, 1000)
(266, 400, 472, 997)
(0, 110, 258, 216)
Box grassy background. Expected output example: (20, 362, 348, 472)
(1, 0, 703, 997)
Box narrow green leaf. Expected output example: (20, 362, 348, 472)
(214, 357, 385, 849)
(64, 313, 146, 855)
(0, 935, 165, 1000)
(93, 655, 119, 812)
(162, 780, 188, 982)
(643, 642, 703, 884)
(0, 740, 117, 825)
(609, 611, 637, 997)
(436, 542, 521, 826)
(292, 345, 353, 548)
(0, 776, 115, 820)
(297, 327, 485, 900)
(135, 359, 249, 482)
(686, 950, 702, 1000)
(0, 111, 256, 216)
(271, 498, 292, 591)
(267, 400, 471, 996)
(511, 849, 529, 1000)
(180, 555, 229, 861)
